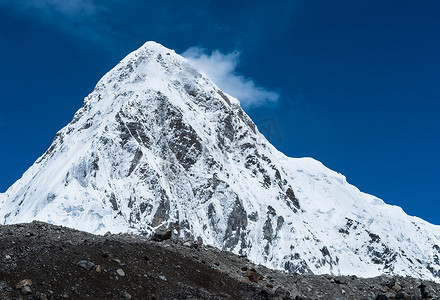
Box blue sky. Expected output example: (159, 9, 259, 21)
(0, 0, 439, 224)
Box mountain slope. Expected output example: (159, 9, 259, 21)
(1, 41, 439, 281)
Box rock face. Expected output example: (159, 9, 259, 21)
(0, 41, 440, 281)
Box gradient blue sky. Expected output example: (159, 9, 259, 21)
(0, 1, 439, 224)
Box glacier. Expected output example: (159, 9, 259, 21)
(0, 41, 439, 281)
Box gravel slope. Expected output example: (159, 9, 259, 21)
(0, 221, 439, 300)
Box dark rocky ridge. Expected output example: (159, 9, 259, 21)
(0, 222, 439, 300)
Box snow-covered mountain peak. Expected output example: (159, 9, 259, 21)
(1, 42, 440, 282)
(80, 41, 239, 124)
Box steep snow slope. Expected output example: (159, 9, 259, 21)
(1, 42, 439, 281)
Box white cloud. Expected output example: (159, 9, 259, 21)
(182, 46, 279, 108)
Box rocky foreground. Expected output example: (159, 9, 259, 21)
(0, 222, 439, 300)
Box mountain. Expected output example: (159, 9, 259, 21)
(1, 41, 439, 282)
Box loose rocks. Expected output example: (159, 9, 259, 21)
(122, 291, 132, 299)
(76, 260, 95, 271)
(20, 285, 32, 295)
(1, 221, 439, 300)
(151, 227, 172, 241)
(15, 279, 32, 289)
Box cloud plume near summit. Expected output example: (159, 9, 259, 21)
(182, 46, 279, 108)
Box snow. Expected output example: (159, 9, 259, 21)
(1, 41, 439, 282)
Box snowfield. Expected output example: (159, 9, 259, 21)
(1, 41, 439, 281)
